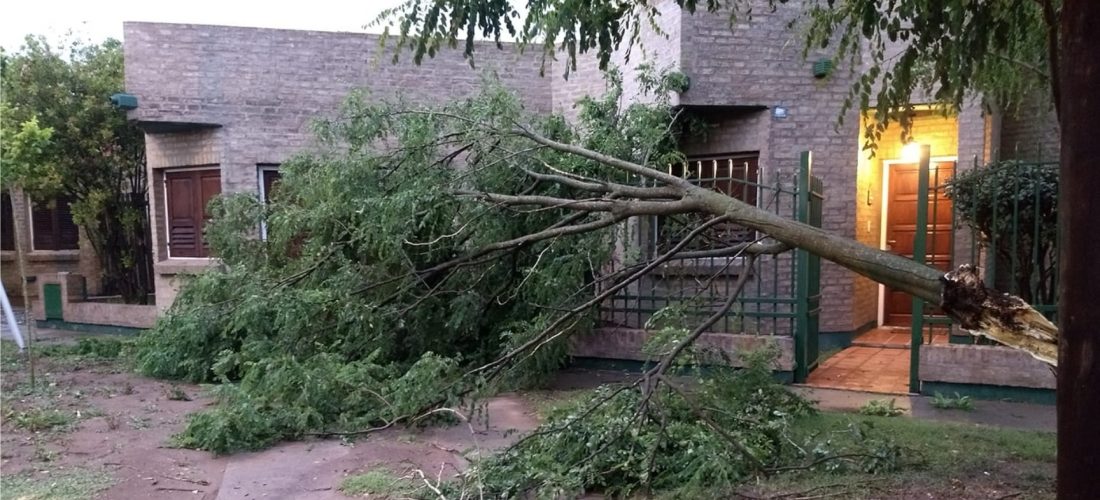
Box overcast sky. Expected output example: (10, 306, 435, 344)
(1, 0, 405, 51)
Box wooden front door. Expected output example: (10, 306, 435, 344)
(883, 161, 956, 326)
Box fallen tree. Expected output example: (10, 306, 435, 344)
(139, 70, 1054, 461)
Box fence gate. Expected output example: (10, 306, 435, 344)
(794, 151, 824, 382)
(908, 150, 1059, 393)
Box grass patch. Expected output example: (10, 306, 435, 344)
(9, 407, 77, 432)
(1, 467, 114, 499)
(340, 469, 414, 497)
(749, 412, 1056, 498)
(522, 388, 595, 419)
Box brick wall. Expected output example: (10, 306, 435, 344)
(677, 1, 862, 333)
(999, 94, 1060, 161)
(124, 22, 554, 307)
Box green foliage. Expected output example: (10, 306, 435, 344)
(38, 337, 134, 360)
(858, 399, 904, 417)
(341, 469, 414, 497)
(137, 69, 692, 452)
(462, 350, 901, 498)
(801, 0, 1051, 149)
(929, 392, 974, 411)
(377, 0, 1053, 146)
(946, 160, 1058, 303)
(9, 407, 76, 432)
(2, 35, 153, 302)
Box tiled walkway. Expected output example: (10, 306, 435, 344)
(806, 346, 911, 394)
(803, 327, 950, 394)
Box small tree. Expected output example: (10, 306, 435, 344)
(1, 35, 153, 303)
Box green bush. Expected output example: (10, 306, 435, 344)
(859, 399, 904, 417)
(946, 160, 1058, 303)
(930, 392, 974, 411)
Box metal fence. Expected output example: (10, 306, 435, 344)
(598, 151, 823, 380)
(910, 154, 1059, 390)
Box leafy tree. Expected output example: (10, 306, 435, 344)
(1, 35, 153, 304)
(375, 0, 1098, 495)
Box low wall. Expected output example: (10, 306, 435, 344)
(569, 327, 795, 371)
(34, 273, 158, 330)
(919, 344, 1056, 390)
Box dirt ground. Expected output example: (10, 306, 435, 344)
(0, 347, 541, 499)
(0, 339, 1056, 499)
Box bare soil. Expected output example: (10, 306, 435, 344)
(0, 349, 540, 499)
(1, 344, 1055, 499)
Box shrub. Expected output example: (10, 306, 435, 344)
(859, 399, 904, 417)
(930, 392, 974, 411)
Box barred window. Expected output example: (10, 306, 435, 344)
(658, 153, 760, 251)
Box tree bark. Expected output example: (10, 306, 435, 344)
(1057, 0, 1100, 496)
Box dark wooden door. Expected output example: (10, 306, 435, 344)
(884, 161, 956, 326)
(166, 169, 222, 257)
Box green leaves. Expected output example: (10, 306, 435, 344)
(0, 115, 58, 193)
(3, 34, 152, 302)
(138, 69, 693, 452)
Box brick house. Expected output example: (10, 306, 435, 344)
(1, 191, 103, 306)
(120, 2, 1058, 396)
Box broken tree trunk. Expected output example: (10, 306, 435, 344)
(940, 265, 1058, 365)
(517, 131, 1058, 367)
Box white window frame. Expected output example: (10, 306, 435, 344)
(257, 164, 281, 241)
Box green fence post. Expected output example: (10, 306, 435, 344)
(910, 145, 931, 394)
(795, 151, 812, 382)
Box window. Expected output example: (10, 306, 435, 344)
(31, 195, 80, 251)
(257, 165, 282, 240)
(1, 193, 14, 251)
(659, 153, 760, 251)
(258, 165, 282, 204)
(165, 168, 222, 258)
(669, 153, 760, 205)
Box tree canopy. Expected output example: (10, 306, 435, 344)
(1, 35, 153, 302)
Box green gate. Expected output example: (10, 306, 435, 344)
(597, 150, 824, 381)
(43, 283, 64, 321)
(794, 152, 824, 382)
(908, 148, 1058, 393)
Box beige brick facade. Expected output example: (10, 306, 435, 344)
(124, 3, 1059, 337)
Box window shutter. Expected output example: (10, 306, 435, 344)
(55, 195, 80, 250)
(166, 172, 200, 257)
(31, 199, 56, 250)
(1, 193, 14, 251)
(198, 170, 222, 255)
(166, 169, 222, 258)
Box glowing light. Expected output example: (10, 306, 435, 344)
(901, 142, 923, 162)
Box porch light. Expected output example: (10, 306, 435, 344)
(901, 141, 922, 162)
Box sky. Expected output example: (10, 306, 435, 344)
(1, 0, 405, 52)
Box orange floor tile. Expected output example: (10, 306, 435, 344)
(805, 345, 912, 394)
(853, 326, 951, 347)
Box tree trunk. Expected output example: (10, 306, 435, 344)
(1057, 0, 1100, 496)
